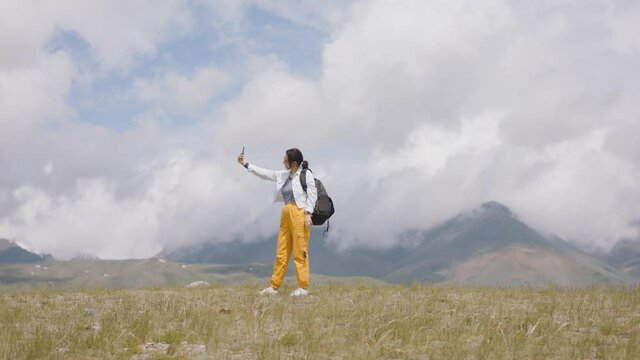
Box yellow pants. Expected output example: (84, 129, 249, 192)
(270, 203, 310, 289)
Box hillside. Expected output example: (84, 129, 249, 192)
(159, 228, 404, 279)
(383, 202, 629, 286)
(0, 258, 384, 290)
(162, 202, 631, 287)
(604, 238, 640, 278)
(3, 202, 631, 288)
(0, 239, 51, 263)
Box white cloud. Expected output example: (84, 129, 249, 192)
(52, 0, 193, 71)
(0, 151, 276, 259)
(371, 112, 505, 179)
(43, 163, 54, 175)
(317, 0, 640, 250)
(0, 51, 74, 151)
(0, 0, 195, 153)
(318, 0, 514, 147)
(0, 0, 193, 72)
(0, 1, 56, 69)
(2, 0, 640, 259)
(508, 130, 640, 250)
(211, 0, 640, 250)
(214, 59, 325, 148)
(605, 3, 640, 55)
(0, 0, 203, 257)
(134, 67, 232, 111)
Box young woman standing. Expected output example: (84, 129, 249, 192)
(237, 148, 318, 296)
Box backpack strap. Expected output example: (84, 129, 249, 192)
(300, 168, 310, 193)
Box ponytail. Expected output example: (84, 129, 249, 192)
(301, 160, 309, 169)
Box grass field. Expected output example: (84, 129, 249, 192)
(1, 283, 639, 359)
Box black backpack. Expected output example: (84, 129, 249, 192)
(300, 169, 335, 233)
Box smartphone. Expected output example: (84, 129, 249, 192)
(241, 146, 245, 155)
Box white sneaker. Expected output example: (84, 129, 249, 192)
(258, 286, 278, 295)
(290, 288, 309, 297)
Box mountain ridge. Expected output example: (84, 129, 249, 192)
(2, 202, 632, 287)
(602, 237, 640, 278)
(161, 201, 633, 287)
(0, 239, 52, 263)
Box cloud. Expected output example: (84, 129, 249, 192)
(371, 112, 505, 179)
(0, 0, 195, 151)
(0, 0, 193, 71)
(605, 2, 640, 55)
(52, 0, 193, 71)
(0, 51, 74, 152)
(213, 59, 325, 148)
(0, 150, 277, 259)
(212, 0, 640, 250)
(198, 0, 359, 32)
(507, 130, 640, 250)
(323, 0, 640, 250)
(253, 0, 362, 31)
(2, 0, 640, 259)
(133, 66, 232, 111)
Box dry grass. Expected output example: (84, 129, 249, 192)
(1, 283, 639, 359)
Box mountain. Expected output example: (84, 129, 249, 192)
(0, 239, 52, 263)
(160, 202, 631, 287)
(158, 227, 415, 279)
(383, 202, 628, 286)
(603, 238, 640, 278)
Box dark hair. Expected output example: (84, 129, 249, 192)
(286, 148, 308, 169)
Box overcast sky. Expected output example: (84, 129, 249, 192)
(1, 0, 639, 259)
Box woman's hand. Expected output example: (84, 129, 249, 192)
(304, 214, 312, 229)
(237, 153, 246, 166)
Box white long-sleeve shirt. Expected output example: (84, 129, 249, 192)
(245, 163, 318, 214)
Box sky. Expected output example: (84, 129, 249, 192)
(1, 0, 640, 259)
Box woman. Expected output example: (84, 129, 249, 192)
(237, 148, 318, 297)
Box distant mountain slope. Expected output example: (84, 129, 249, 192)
(160, 202, 631, 287)
(0, 239, 52, 263)
(604, 238, 640, 278)
(0, 259, 385, 290)
(383, 202, 629, 286)
(159, 228, 408, 279)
